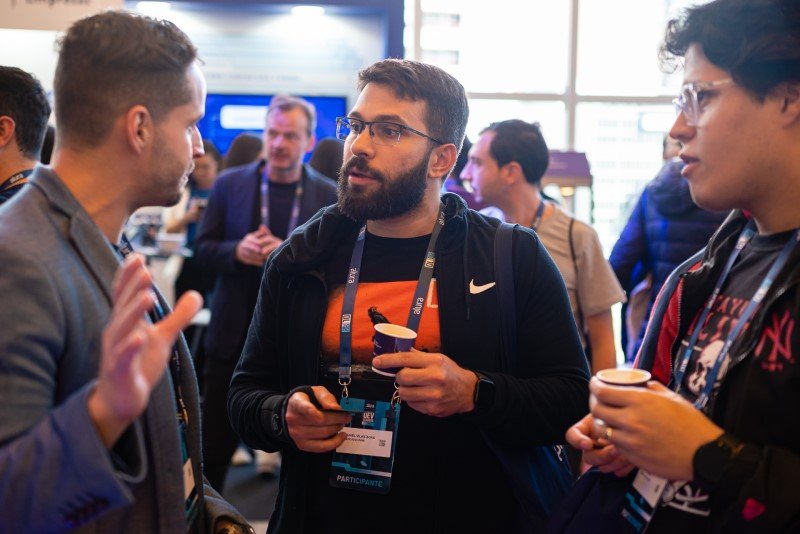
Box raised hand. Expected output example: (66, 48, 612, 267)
(88, 255, 203, 447)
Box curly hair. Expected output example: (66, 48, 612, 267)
(661, 0, 800, 100)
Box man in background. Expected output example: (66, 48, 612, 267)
(0, 66, 50, 205)
(462, 119, 624, 374)
(196, 94, 336, 490)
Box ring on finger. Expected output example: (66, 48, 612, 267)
(603, 426, 614, 441)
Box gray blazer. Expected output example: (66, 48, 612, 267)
(0, 168, 247, 532)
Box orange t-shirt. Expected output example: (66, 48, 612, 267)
(321, 279, 441, 364)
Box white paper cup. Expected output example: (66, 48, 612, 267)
(592, 368, 652, 439)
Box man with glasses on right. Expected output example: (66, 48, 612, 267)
(563, 0, 800, 531)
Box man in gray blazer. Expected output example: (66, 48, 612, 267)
(0, 11, 250, 533)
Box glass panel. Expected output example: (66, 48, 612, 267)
(577, 0, 709, 96)
(0, 29, 59, 91)
(419, 0, 570, 94)
(575, 102, 675, 254)
(466, 100, 567, 150)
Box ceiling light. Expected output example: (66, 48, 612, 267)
(291, 6, 325, 17)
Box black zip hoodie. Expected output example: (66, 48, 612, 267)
(228, 193, 590, 533)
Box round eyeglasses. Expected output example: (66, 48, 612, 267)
(672, 78, 734, 126)
(336, 116, 445, 146)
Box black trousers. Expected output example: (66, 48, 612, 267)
(201, 356, 240, 492)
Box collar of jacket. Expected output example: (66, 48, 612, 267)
(674, 209, 800, 383)
(28, 166, 120, 305)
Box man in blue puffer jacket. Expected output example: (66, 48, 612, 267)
(610, 157, 727, 359)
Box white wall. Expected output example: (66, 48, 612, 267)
(0, 6, 386, 108)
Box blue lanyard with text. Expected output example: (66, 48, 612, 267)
(261, 168, 303, 234)
(673, 222, 800, 409)
(118, 235, 191, 425)
(118, 234, 198, 524)
(530, 198, 546, 231)
(338, 205, 446, 387)
(0, 168, 33, 192)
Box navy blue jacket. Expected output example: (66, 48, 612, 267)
(196, 161, 337, 364)
(610, 159, 727, 353)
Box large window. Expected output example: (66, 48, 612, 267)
(467, 100, 567, 149)
(405, 0, 707, 253)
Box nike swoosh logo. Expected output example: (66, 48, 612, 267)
(469, 279, 496, 294)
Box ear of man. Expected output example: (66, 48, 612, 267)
(0, 116, 16, 149)
(428, 143, 458, 180)
(778, 81, 800, 128)
(305, 133, 317, 155)
(502, 160, 525, 186)
(124, 105, 154, 156)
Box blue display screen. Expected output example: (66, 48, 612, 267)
(198, 93, 348, 155)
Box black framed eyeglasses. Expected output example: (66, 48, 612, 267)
(335, 116, 445, 146)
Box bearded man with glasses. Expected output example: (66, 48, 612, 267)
(229, 58, 589, 533)
(558, 0, 800, 532)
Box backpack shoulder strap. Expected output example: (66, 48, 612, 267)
(568, 217, 586, 335)
(494, 222, 517, 373)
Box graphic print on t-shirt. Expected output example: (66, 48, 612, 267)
(659, 292, 750, 518)
(754, 308, 796, 373)
(321, 279, 441, 364)
(657, 232, 796, 525)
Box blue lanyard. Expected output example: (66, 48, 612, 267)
(530, 197, 546, 231)
(338, 205, 446, 385)
(117, 234, 199, 524)
(673, 222, 800, 409)
(261, 168, 303, 234)
(117, 234, 190, 425)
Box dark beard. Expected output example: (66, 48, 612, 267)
(336, 151, 430, 221)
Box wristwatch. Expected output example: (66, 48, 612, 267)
(693, 433, 744, 487)
(472, 372, 496, 413)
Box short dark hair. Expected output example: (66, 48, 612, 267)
(0, 67, 51, 160)
(661, 0, 800, 100)
(202, 139, 222, 168)
(267, 94, 317, 136)
(54, 11, 198, 148)
(483, 120, 549, 186)
(357, 59, 469, 151)
(221, 133, 262, 170)
(449, 136, 472, 182)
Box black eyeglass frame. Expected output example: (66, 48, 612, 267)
(335, 116, 446, 146)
